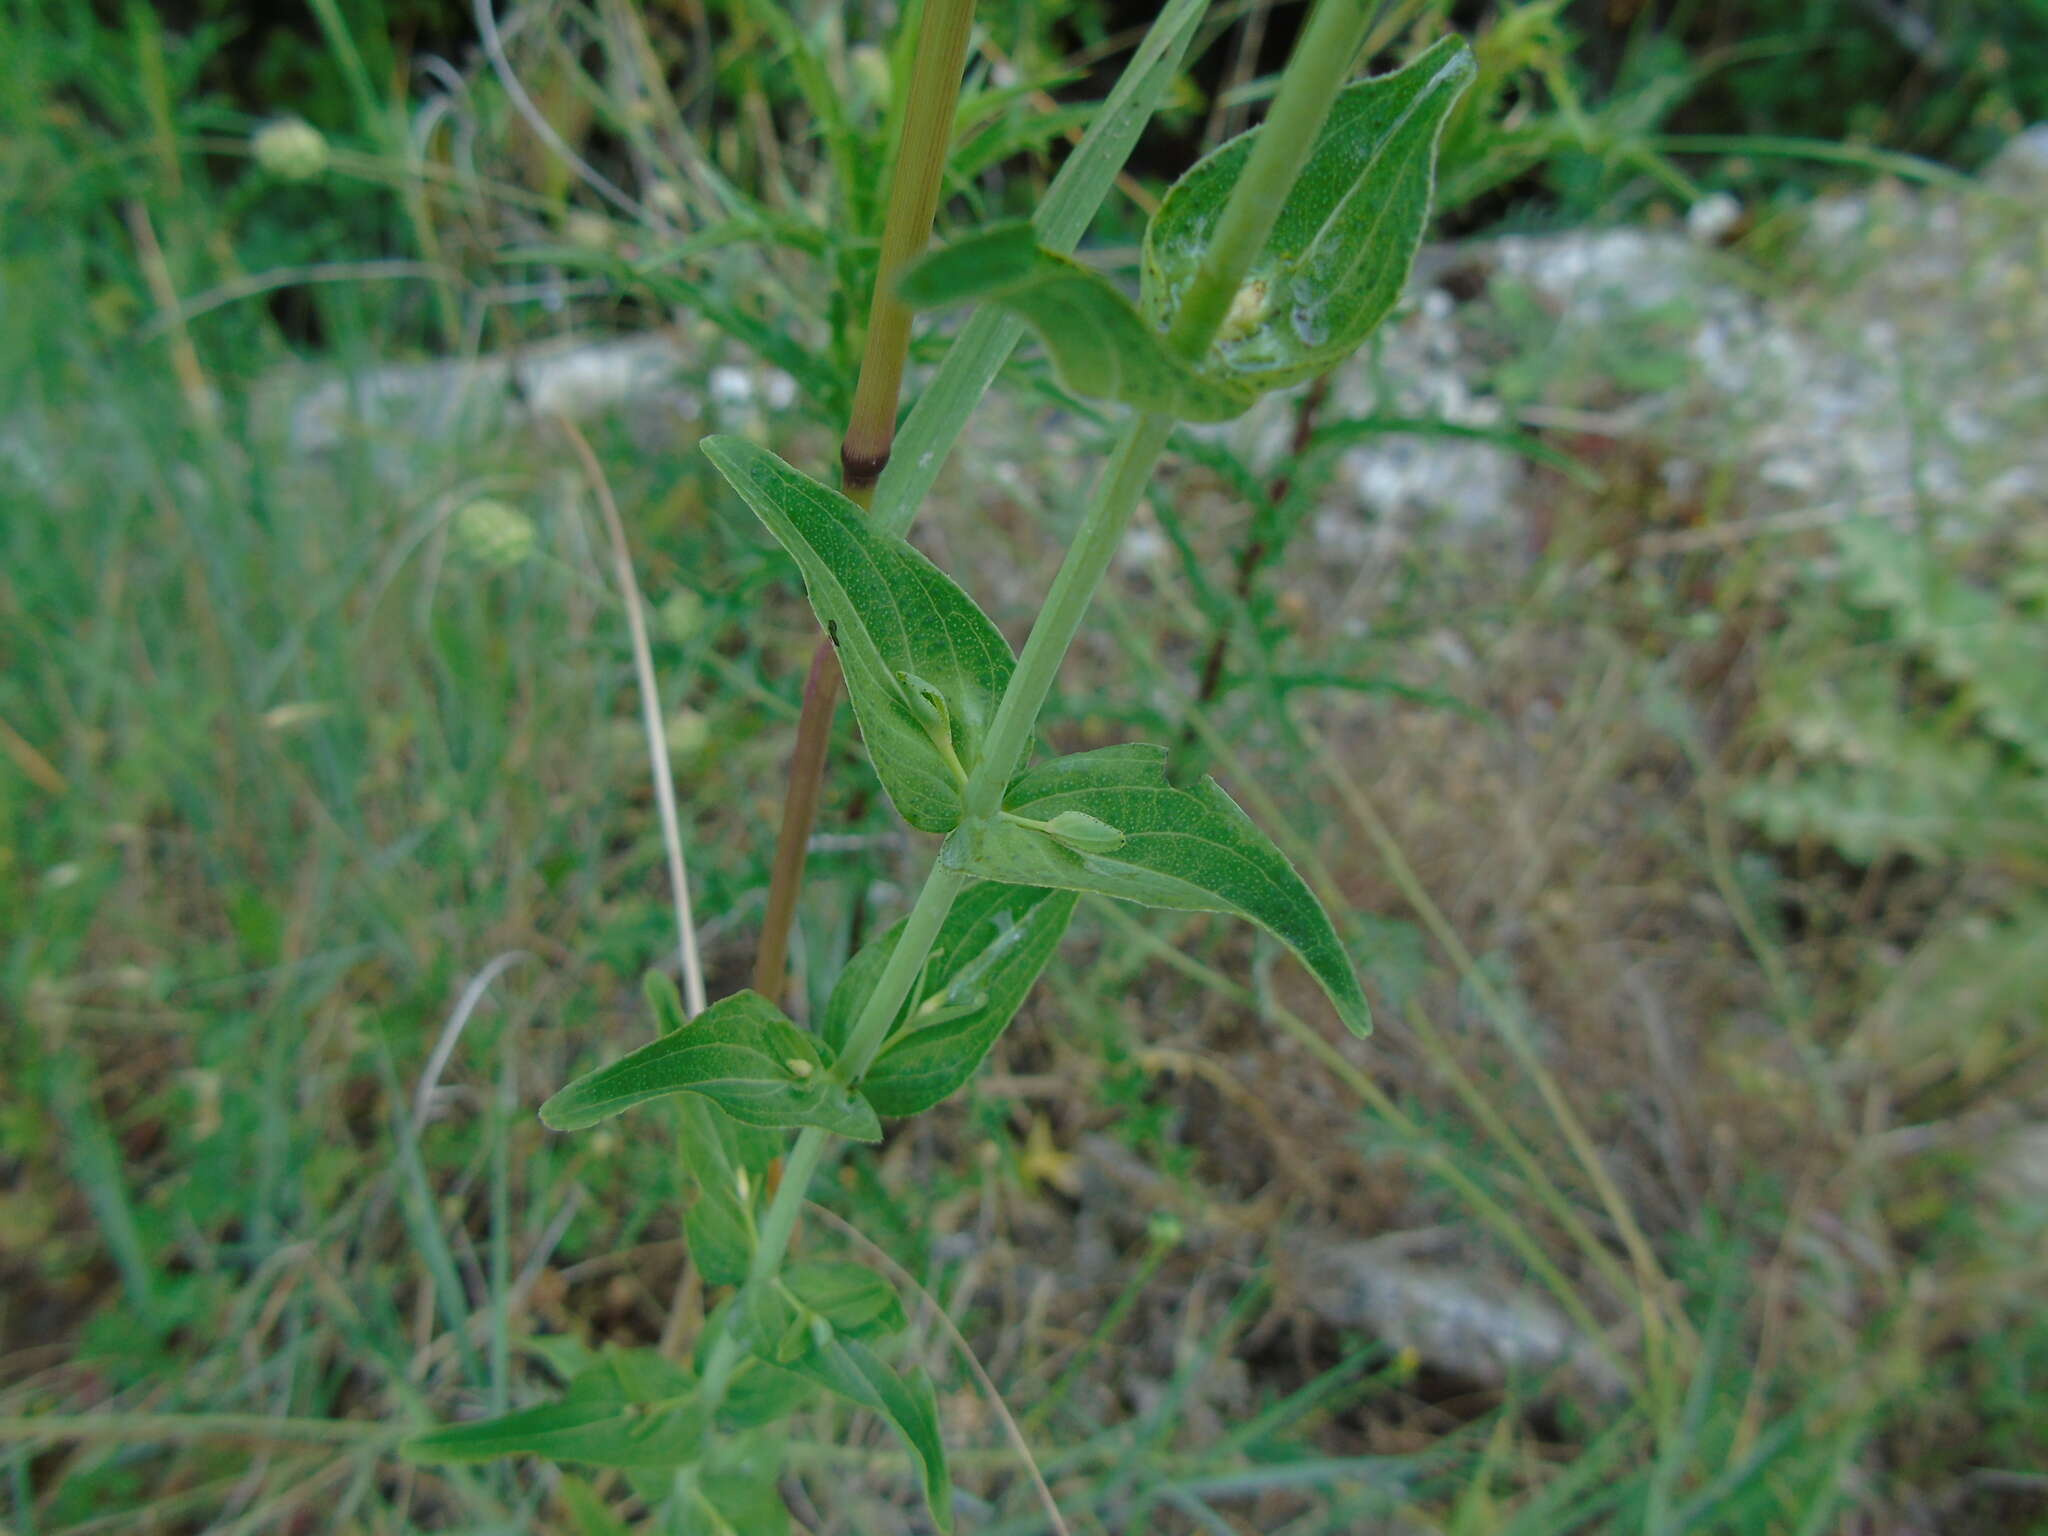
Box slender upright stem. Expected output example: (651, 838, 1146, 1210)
(704, 0, 1380, 1416)
(752, 0, 977, 1003)
(840, 0, 978, 493)
(962, 414, 1175, 819)
(969, 0, 1379, 813)
(750, 644, 843, 997)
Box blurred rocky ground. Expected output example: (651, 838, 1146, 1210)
(279, 124, 2047, 577)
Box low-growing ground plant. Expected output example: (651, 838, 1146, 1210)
(400, 2, 1474, 1527)
(1733, 516, 2048, 868)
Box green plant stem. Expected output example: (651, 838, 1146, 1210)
(1162, 0, 1381, 356)
(963, 412, 1175, 820)
(702, 0, 1378, 1417)
(757, 0, 1214, 1000)
(698, 863, 969, 1405)
(872, 0, 1212, 536)
(968, 0, 1380, 804)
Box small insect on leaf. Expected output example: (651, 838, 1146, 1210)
(541, 990, 882, 1142)
(702, 437, 1014, 832)
(1143, 35, 1476, 393)
(942, 744, 1371, 1035)
(1042, 809, 1127, 853)
(898, 222, 1258, 422)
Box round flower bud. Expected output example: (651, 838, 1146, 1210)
(849, 45, 891, 106)
(452, 498, 537, 569)
(562, 212, 615, 252)
(665, 708, 709, 761)
(657, 588, 706, 644)
(253, 118, 329, 182)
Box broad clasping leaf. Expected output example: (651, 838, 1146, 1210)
(402, 1350, 706, 1469)
(540, 990, 881, 1142)
(1143, 36, 1476, 392)
(942, 745, 1370, 1035)
(897, 224, 1258, 422)
(702, 436, 1014, 833)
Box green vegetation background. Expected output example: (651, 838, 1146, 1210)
(3, 1, 2045, 1532)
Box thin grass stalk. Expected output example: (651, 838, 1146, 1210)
(559, 417, 708, 1015)
(1083, 898, 1633, 1388)
(808, 1202, 1073, 1536)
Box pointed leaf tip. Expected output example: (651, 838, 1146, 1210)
(943, 745, 1371, 1035)
(540, 989, 882, 1140)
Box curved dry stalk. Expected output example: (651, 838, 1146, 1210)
(805, 1203, 1072, 1536)
(472, 0, 647, 222)
(411, 949, 532, 1133)
(557, 415, 708, 1017)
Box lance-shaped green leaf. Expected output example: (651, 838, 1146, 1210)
(541, 989, 882, 1142)
(557, 1475, 635, 1536)
(692, 1295, 819, 1429)
(716, 1356, 815, 1431)
(701, 437, 1013, 833)
(687, 1429, 793, 1536)
(941, 744, 1370, 1035)
(1143, 35, 1475, 393)
(784, 1261, 907, 1339)
(898, 223, 1258, 423)
(689, 1465, 791, 1536)
(789, 1335, 951, 1531)
(820, 880, 1078, 1117)
(688, 1302, 815, 1441)
(402, 1349, 707, 1469)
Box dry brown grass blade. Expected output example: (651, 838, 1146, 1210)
(557, 415, 708, 1016)
(125, 200, 218, 433)
(0, 710, 67, 796)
